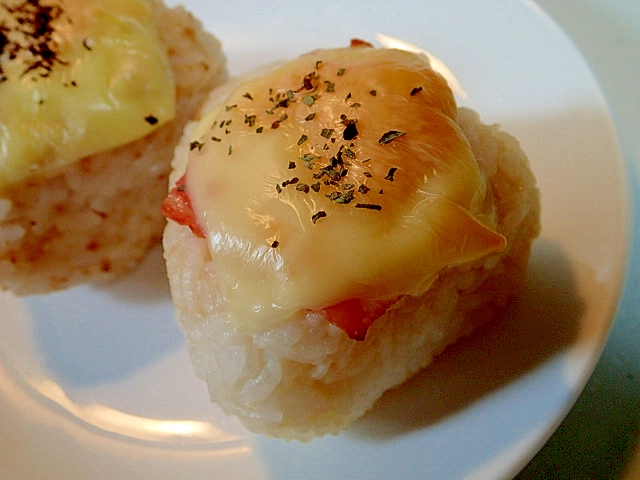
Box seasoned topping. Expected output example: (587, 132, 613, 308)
(187, 53, 416, 225)
(0, 0, 66, 79)
(0, 0, 175, 187)
(174, 44, 506, 331)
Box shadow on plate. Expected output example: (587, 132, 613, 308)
(27, 246, 180, 389)
(349, 238, 586, 440)
(93, 245, 172, 304)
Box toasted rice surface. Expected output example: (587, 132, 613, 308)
(0, 1, 227, 295)
(163, 103, 540, 440)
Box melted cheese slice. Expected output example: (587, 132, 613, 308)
(186, 46, 506, 330)
(0, 0, 174, 187)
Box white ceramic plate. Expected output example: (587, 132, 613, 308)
(0, 1, 629, 479)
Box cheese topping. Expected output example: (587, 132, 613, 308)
(0, 0, 175, 187)
(184, 45, 506, 330)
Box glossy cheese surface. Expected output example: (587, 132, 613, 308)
(0, 0, 174, 186)
(185, 45, 506, 329)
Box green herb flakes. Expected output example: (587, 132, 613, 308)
(358, 184, 370, 194)
(343, 122, 358, 141)
(320, 128, 335, 139)
(378, 130, 407, 144)
(355, 203, 382, 211)
(296, 183, 310, 194)
(326, 189, 355, 204)
(312, 211, 327, 223)
(384, 167, 398, 182)
(189, 140, 204, 151)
